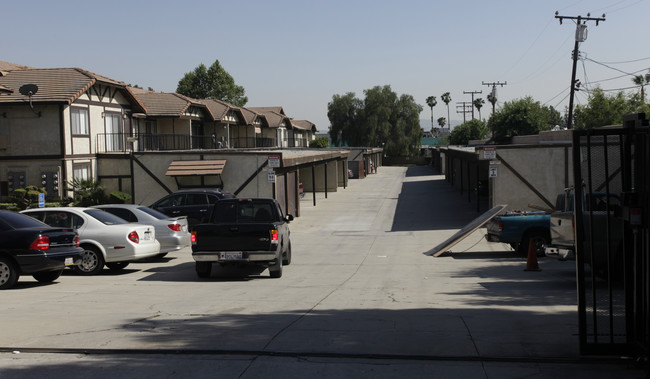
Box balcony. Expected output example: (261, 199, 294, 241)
(96, 133, 277, 153)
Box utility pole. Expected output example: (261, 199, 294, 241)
(555, 11, 605, 129)
(482, 81, 507, 114)
(463, 90, 482, 120)
(456, 102, 473, 124)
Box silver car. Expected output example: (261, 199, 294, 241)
(22, 207, 160, 275)
(93, 204, 190, 257)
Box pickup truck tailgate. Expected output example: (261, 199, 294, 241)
(194, 223, 276, 251)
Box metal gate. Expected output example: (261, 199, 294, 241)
(573, 113, 649, 357)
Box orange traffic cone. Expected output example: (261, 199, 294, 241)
(524, 238, 541, 272)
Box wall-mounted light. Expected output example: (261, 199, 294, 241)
(122, 114, 127, 119)
(101, 112, 105, 118)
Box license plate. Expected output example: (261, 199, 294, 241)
(220, 252, 242, 260)
(143, 233, 151, 240)
(65, 257, 74, 266)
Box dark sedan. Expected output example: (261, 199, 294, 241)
(0, 210, 83, 289)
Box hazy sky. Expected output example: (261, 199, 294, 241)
(3, 0, 649, 130)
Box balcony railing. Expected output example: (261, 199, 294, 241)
(285, 137, 308, 147)
(97, 133, 278, 153)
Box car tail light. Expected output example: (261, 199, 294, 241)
(128, 231, 140, 244)
(168, 224, 182, 232)
(498, 220, 504, 231)
(30, 235, 50, 250)
(270, 229, 279, 243)
(75, 235, 80, 247)
(191, 231, 197, 244)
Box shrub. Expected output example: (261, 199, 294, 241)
(309, 136, 330, 148)
(109, 191, 132, 204)
(66, 178, 106, 206)
(11, 186, 47, 210)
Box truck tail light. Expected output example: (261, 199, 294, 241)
(270, 229, 279, 243)
(30, 235, 50, 250)
(191, 231, 197, 244)
(168, 223, 182, 232)
(128, 231, 140, 244)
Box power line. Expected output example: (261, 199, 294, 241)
(595, 56, 650, 65)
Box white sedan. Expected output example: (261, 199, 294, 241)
(21, 207, 160, 275)
(92, 204, 190, 257)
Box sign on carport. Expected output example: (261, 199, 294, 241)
(268, 155, 281, 168)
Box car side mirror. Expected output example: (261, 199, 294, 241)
(285, 214, 294, 222)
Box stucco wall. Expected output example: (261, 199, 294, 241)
(98, 152, 276, 205)
(0, 104, 61, 156)
(491, 145, 573, 211)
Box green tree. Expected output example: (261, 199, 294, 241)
(488, 97, 561, 143)
(436, 117, 446, 136)
(573, 88, 634, 129)
(67, 178, 106, 206)
(632, 70, 650, 101)
(449, 119, 489, 145)
(425, 96, 437, 133)
(327, 85, 423, 156)
(473, 98, 485, 120)
(328, 92, 363, 146)
(309, 136, 330, 148)
(441, 92, 452, 131)
(177, 60, 248, 106)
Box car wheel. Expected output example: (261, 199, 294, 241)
(519, 232, 549, 257)
(106, 262, 130, 271)
(0, 256, 19, 290)
(33, 270, 63, 283)
(282, 242, 292, 266)
(196, 262, 211, 278)
(269, 257, 283, 278)
(74, 245, 105, 275)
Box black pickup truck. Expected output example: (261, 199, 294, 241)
(190, 198, 293, 279)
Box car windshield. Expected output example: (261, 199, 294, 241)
(83, 209, 129, 225)
(1, 211, 49, 229)
(137, 206, 170, 220)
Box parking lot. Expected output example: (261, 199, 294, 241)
(0, 166, 643, 378)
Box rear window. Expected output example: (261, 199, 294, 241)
(2, 211, 49, 229)
(83, 209, 128, 225)
(137, 206, 170, 220)
(211, 201, 277, 224)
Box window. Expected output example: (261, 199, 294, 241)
(105, 113, 123, 152)
(71, 108, 89, 135)
(73, 164, 90, 180)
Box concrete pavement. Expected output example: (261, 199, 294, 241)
(0, 165, 644, 378)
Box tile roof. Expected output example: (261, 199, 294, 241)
(0, 67, 145, 112)
(129, 89, 209, 118)
(292, 119, 317, 132)
(201, 98, 232, 121)
(0, 60, 35, 73)
(247, 108, 289, 128)
(248, 106, 285, 116)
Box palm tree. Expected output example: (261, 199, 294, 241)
(632, 70, 650, 101)
(487, 93, 497, 115)
(441, 92, 452, 131)
(473, 98, 485, 120)
(437, 117, 446, 136)
(426, 96, 437, 134)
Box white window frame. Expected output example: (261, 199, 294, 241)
(71, 107, 89, 135)
(73, 163, 91, 180)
